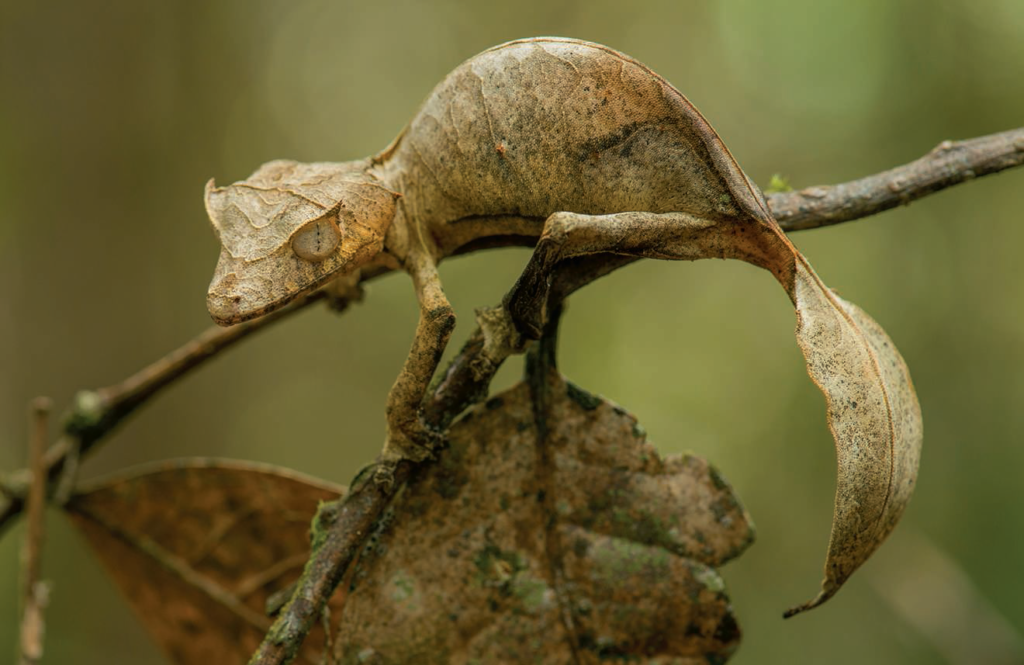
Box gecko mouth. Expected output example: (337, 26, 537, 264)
(205, 248, 345, 327)
(207, 291, 261, 326)
(206, 283, 333, 326)
(206, 281, 284, 327)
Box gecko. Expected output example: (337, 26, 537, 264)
(204, 37, 921, 613)
(204, 35, 787, 460)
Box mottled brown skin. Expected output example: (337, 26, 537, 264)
(205, 37, 922, 614)
(374, 38, 769, 257)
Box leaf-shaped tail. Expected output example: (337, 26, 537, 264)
(783, 260, 923, 617)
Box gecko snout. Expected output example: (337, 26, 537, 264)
(206, 290, 245, 326)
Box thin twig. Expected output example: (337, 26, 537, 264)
(69, 289, 332, 454)
(19, 397, 51, 665)
(0, 290, 330, 536)
(769, 128, 1024, 231)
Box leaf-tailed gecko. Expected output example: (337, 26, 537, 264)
(204, 37, 921, 614)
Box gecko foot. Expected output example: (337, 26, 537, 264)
(374, 424, 443, 488)
(373, 463, 397, 490)
(504, 287, 546, 340)
(378, 417, 446, 480)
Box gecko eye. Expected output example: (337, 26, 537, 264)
(291, 215, 341, 262)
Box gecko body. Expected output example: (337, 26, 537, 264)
(205, 37, 783, 461)
(205, 41, 922, 615)
(207, 38, 775, 329)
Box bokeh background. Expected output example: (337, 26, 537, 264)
(2, 1, 1023, 663)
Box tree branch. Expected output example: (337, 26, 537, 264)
(768, 128, 1024, 231)
(0, 126, 1020, 661)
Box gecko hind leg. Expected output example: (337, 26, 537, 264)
(505, 210, 739, 338)
(378, 253, 456, 479)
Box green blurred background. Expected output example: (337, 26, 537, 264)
(2, 0, 1023, 663)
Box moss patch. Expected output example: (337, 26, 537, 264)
(591, 537, 670, 584)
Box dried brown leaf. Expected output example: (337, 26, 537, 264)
(64, 459, 346, 664)
(336, 377, 754, 663)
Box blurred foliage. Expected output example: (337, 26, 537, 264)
(1, 0, 1022, 663)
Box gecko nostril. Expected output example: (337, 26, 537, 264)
(206, 292, 244, 326)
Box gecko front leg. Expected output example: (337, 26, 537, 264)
(380, 252, 456, 472)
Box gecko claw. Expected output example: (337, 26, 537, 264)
(381, 418, 446, 467)
(504, 291, 546, 341)
(372, 463, 397, 490)
(374, 422, 444, 487)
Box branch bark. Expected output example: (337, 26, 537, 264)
(0, 126, 1020, 662)
(768, 128, 1024, 231)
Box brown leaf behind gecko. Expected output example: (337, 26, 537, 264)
(64, 459, 346, 664)
(337, 377, 754, 663)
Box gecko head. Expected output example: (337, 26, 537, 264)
(204, 160, 398, 326)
